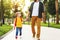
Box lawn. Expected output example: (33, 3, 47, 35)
(0, 24, 12, 36)
(23, 22, 60, 29)
(41, 22, 60, 29)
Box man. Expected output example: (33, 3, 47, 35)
(26, 0, 44, 40)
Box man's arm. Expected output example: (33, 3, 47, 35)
(27, 11, 30, 17)
(25, 11, 30, 21)
(26, 2, 34, 20)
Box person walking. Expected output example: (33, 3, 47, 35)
(14, 12, 23, 39)
(26, 0, 44, 40)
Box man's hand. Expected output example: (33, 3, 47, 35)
(24, 16, 29, 21)
(25, 11, 30, 21)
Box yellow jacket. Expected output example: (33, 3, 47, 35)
(14, 17, 22, 28)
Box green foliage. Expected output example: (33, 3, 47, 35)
(0, 24, 12, 36)
(30, 0, 33, 2)
(47, 0, 56, 16)
(3, 0, 12, 18)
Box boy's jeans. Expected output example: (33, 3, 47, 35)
(16, 27, 22, 36)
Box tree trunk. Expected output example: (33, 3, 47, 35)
(1, 0, 5, 24)
(55, 0, 59, 24)
(43, 0, 47, 23)
(54, 16, 55, 23)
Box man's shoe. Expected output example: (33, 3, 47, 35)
(37, 38, 40, 40)
(33, 34, 35, 38)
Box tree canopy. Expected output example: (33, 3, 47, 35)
(47, 0, 56, 16)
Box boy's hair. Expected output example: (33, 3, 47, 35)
(15, 12, 23, 17)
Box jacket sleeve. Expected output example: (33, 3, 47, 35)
(40, 2, 44, 13)
(29, 2, 34, 12)
(42, 3, 44, 13)
(29, 6, 31, 12)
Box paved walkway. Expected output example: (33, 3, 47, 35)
(1, 25, 60, 40)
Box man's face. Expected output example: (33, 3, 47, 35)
(34, 0, 37, 2)
(34, 0, 39, 2)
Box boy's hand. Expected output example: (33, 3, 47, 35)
(14, 25, 16, 30)
(14, 27, 15, 30)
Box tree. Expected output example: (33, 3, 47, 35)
(48, 0, 56, 15)
(3, 0, 12, 18)
(0, 0, 13, 24)
(48, 0, 56, 23)
(0, 1, 1, 20)
(30, 0, 32, 1)
(0, 0, 4, 24)
(0, 1, 3, 26)
(55, 0, 59, 24)
(59, 2, 60, 15)
(43, 0, 47, 23)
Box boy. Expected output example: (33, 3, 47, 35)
(14, 12, 23, 39)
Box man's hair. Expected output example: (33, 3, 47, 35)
(34, 0, 39, 2)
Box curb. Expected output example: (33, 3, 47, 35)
(0, 29, 13, 40)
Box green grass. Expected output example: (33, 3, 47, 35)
(41, 22, 48, 27)
(50, 23, 60, 29)
(0, 24, 12, 36)
(41, 22, 60, 29)
(23, 22, 60, 29)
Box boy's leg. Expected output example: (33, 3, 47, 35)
(19, 28, 22, 36)
(16, 27, 18, 36)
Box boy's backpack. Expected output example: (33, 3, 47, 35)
(15, 17, 22, 26)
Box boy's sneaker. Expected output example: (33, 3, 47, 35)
(19, 35, 22, 39)
(20, 36, 22, 38)
(20, 34, 22, 39)
(15, 36, 18, 39)
(20, 33, 22, 36)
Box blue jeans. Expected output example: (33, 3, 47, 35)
(16, 27, 22, 36)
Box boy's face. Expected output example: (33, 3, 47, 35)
(18, 13, 21, 17)
(16, 12, 21, 17)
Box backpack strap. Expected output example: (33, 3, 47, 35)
(20, 16, 22, 21)
(15, 17, 17, 26)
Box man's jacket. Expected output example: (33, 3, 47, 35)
(29, 2, 44, 18)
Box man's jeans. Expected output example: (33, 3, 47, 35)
(16, 27, 22, 36)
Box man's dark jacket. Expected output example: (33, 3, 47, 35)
(29, 2, 44, 18)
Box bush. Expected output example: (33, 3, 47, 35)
(0, 24, 12, 36)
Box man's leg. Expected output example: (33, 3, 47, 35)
(31, 16, 36, 37)
(36, 18, 41, 39)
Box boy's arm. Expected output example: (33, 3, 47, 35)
(14, 18, 16, 29)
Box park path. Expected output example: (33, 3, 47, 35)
(1, 25, 60, 40)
